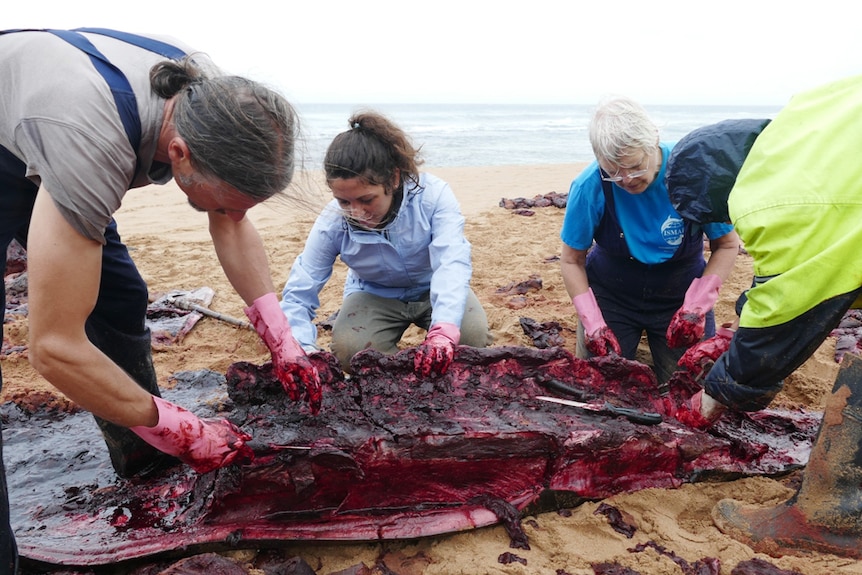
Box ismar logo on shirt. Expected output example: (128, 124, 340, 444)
(661, 216, 685, 247)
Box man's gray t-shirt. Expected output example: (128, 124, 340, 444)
(0, 30, 195, 243)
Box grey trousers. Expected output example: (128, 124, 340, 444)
(330, 289, 492, 372)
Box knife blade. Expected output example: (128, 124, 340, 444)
(245, 440, 312, 453)
(536, 395, 662, 425)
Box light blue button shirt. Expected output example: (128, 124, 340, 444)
(280, 172, 473, 348)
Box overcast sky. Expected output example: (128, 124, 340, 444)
(6, 0, 861, 107)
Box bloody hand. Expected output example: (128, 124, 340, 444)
(666, 275, 722, 348)
(662, 390, 721, 430)
(666, 311, 707, 349)
(414, 322, 460, 377)
(245, 292, 322, 413)
(272, 349, 323, 414)
(573, 289, 622, 357)
(131, 396, 254, 474)
(584, 325, 622, 357)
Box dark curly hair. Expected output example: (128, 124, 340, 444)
(323, 110, 422, 192)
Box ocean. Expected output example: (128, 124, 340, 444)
(294, 103, 782, 169)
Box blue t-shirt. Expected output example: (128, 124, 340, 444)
(560, 143, 733, 264)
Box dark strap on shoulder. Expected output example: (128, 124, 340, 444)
(46, 29, 144, 155)
(594, 175, 632, 258)
(72, 27, 187, 60)
(0, 28, 187, 164)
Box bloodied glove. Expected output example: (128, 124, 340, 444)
(677, 326, 735, 381)
(414, 322, 460, 377)
(245, 292, 322, 413)
(662, 387, 727, 429)
(131, 396, 254, 474)
(666, 274, 722, 348)
(573, 289, 621, 356)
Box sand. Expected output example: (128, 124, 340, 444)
(2, 163, 859, 574)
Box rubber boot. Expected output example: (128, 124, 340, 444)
(712, 352, 862, 558)
(85, 319, 180, 478)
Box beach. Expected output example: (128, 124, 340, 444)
(2, 163, 856, 574)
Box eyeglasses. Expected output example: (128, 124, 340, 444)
(600, 152, 653, 182)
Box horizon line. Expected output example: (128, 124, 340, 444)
(292, 101, 786, 108)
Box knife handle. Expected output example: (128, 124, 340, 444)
(539, 378, 590, 402)
(603, 403, 663, 425)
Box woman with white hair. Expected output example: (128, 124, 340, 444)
(559, 96, 740, 385)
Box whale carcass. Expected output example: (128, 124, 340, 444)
(4, 345, 818, 567)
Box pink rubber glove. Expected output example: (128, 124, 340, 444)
(691, 389, 726, 424)
(666, 274, 722, 348)
(666, 389, 726, 430)
(414, 322, 460, 377)
(573, 289, 621, 357)
(131, 396, 254, 474)
(677, 326, 735, 381)
(245, 292, 322, 413)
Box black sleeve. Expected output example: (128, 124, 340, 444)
(703, 288, 861, 411)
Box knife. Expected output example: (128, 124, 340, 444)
(536, 395, 663, 425)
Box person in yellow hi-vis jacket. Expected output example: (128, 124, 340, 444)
(666, 75, 862, 559)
